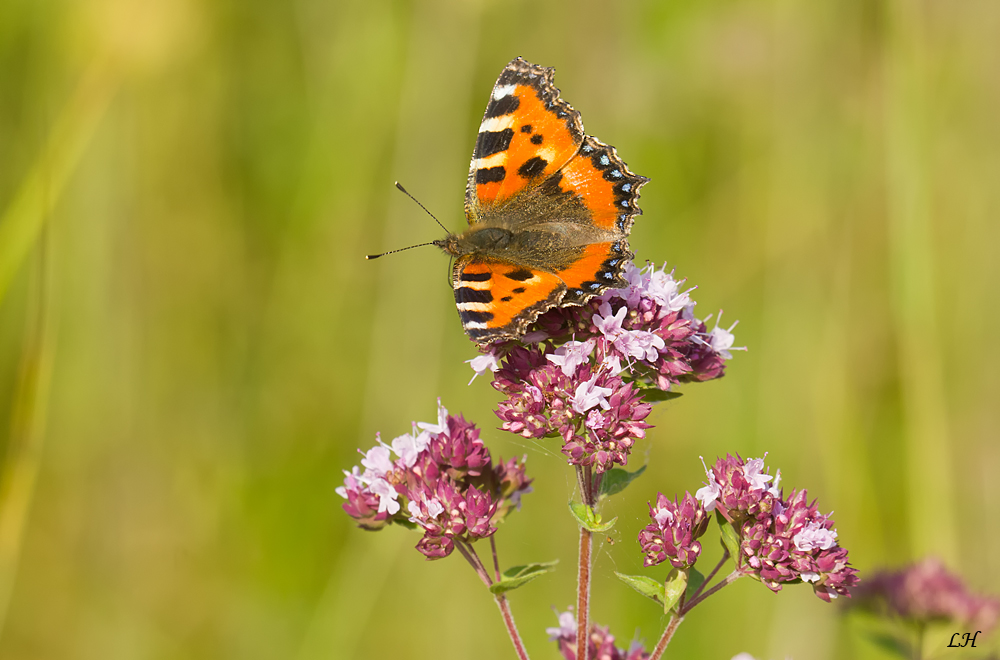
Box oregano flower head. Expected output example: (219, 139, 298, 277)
(338, 400, 532, 559)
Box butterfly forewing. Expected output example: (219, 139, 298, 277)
(465, 58, 584, 217)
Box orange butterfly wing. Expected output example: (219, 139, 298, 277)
(464, 58, 584, 217)
(549, 136, 647, 303)
(452, 257, 565, 342)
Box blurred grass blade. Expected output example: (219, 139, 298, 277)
(0, 233, 56, 639)
(884, 0, 958, 562)
(0, 60, 116, 306)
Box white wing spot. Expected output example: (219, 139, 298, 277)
(480, 114, 518, 133)
(493, 84, 517, 100)
(457, 279, 491, 291)
(457, 302, 493, 312)
(475, 152, 507, 170)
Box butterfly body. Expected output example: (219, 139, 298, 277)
(442, 58, 648, 344)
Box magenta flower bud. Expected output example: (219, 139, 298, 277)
(698, 454, 779, 521)
(337, 470, 389, 530)
(429, 414, 491, 477)
(639, 492, 709, 569)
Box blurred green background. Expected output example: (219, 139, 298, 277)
(1, 0, 998, 658)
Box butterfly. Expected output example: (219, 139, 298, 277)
(434, 57, 648, 344)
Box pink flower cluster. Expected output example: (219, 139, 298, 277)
(850, 557, 1000, 632)
(337, 401, 532, 559)
(697, 454, 858, 601)
(475, 263, 742, 473)
(547, 611, 650, 660)
(639, 492, 709, 569)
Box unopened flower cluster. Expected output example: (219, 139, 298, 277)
(640, 454, 859, 601)
(849, 557, 1000, 632)
(547, 611, 650, 660)
(338, 401, 532, 559)
(638, 491, 709, 569)
(470, 263, 742, 473)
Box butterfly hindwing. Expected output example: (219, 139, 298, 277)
(555, 136, 649, 235)
(545, 135, 648, 303)
(555, 241, 634, 305)
(452, 257, 566, 341)
(464, 58, 585, 218)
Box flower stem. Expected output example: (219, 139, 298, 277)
(490, 535, 502, 582)
(690, 549, 729, 602)
(494, 594, 531, 660)
(649, 570, 742, 658)
(577, 524, 593, 660)
(455, 539, 530, 660)
(454, 539, 492, 588)
(649, 612, 683, 660)
(574, 463, 598, 660)
(681, 570, 742, 613)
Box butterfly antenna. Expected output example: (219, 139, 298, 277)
(394, 181, 451, 234)
(365, 242, 437, 260)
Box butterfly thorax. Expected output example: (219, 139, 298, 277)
(435, 218, 622, 273)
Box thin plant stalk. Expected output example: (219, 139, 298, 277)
(682, 570, 742, 612)
(689, 549, 729, 602)
(649, 570, 743, 659)
(490, 536, 501, 582)
(494, 595, 530, 660)
(576, 525, 593, 660)
(649, 613, 683, 660)
(454, 539, 530, 660)
(575, 464, 597, 660)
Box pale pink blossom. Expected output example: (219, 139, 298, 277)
(466, 351, 500, 385)
(571, 375, 613, 414)
(793, 521, 839, 552)
(546, 339, 596, 377)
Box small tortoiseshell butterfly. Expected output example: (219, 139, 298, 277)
(435, 57, 648, 344)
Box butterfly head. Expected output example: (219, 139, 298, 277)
(432, 235, 461, 257)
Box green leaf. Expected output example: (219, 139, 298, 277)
(716, 510, 741, 563)
(587, 515, 618, 532)
(639, 389, 684, 403)
(568, 501, 592, 527)
(685, 567, 706, 601)
(568, 501, 618, 533)
(489, 560, 559, 595)
(663, 569, 688, 613)
(599, 465, 647, 499)
(614, 572, 665, 605)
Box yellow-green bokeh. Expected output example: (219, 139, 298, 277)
(1, 0, 998, 658)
